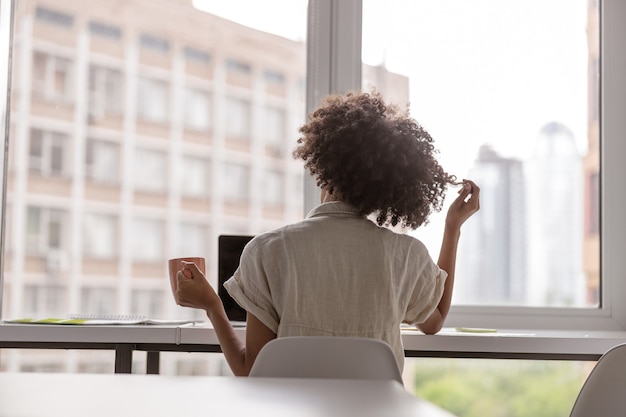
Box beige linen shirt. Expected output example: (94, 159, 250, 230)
(224, 201, 447, 371)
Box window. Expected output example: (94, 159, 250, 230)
(224, 97, 250, 139)
(32, 52, 73, 100)
(262, 169, 283, 206)
(2, 0, 307, 374)
(131, 289, 162, 317)
(183, 46, 211, 65)
(80, 288, 116, 315)
(25, 207, 67, 254)
(88, 20, 122, 39)
(140, 33, 170, 53)
(131, 218, 164, 261)
(82, 213, 118, 258)
(184, 87, 211, 131)
(23, 285, 66, 317)
(176, 222, 207, 258)
(360, 0, 598, 310)
(85, 139, 120, 184)
(6, 0, 624, 382)
(137, 76, 169, 122)
(29, 129, 67, 177)
(35, 6, 74, 27)
(222, 163, 249, 202)
(303, 0, 625, 332)
(226, 58, 251, 75)
(134, 148, 167, 192)
(263, 69, 285, 85)
(88, 65, 123, 118)
(263, 106, 285, 153)
(179, 155, 210, 198)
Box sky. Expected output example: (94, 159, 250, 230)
(193, 0, 589, 164)
(193, 0, 308, 41)
(193, 0, 592, 248)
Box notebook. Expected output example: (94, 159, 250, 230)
(218, 234, 254, 326)
(4, 314, 197, 325)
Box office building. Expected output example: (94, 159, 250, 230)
(526, 122, 585, 306)
(456, 144, 527, 305)
(0, 0, 408, 373)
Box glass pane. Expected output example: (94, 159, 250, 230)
(363, 0, 599, 308)
(3, 0, 307, 373)
(404, 357, 592, 417)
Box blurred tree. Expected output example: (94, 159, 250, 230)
(408, 359, 590, 417)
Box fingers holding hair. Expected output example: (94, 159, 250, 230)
(447, 179, 480, 228)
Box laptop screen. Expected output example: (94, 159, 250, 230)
(217, 235, 254, 323)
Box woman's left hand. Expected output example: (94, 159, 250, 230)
(446, 179, 480, 229)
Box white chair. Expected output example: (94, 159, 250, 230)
(569, 343, 626, 417)
(249, 336, 404, 384)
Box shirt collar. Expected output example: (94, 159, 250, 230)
(306, 201, 363, 219)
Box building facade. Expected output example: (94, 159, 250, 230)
(1, 0, 408, 373)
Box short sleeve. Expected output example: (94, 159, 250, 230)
(223, 240, 280, 332)
(403, 259, 447, 325)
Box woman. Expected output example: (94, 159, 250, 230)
(175, 90, 480, 376)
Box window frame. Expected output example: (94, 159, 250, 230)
(307, 0, 626, 331)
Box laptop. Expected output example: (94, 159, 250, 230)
(217, 234, 254, 326)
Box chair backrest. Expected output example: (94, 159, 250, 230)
(249, 336, 404, 384)
(569, 343, 626, 417)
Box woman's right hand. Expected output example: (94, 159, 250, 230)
(446, 179, 480, 229)
(175, 261, 221, 314)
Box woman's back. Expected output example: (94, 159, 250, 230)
(226, 201, 446, 369)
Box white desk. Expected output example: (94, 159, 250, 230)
(399, 327, 626, 360)
(3, 323, 626, 374)
(179, 323, 626, 360)
(0, 323, 182, 373)
(0, 372, 457, 417)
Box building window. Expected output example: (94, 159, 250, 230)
(184, 87, 211, 131)
(226, 58, 251, 75)
(131, 289, 162, 318)
(32, 52, 73, 101)
(25, 207, 66, 254)
(224, 97, 250, 139)
(29, 129, 67, 177)
(137, 76, 169, 122)
(176, 222, 207, 259)
(85, 139, 120, 184)
(23, 285, 66, 319)
(184, 46, 211, 65)
(88, 20, 122, 39)
(179, 155, 210, 198)
(222, 163, 249, 202)
(263, 69, 285, 85)
(262, 170, 284, 206)
(131, 218, 164, 261)
(134, 148, 167, 192)
(88, 65, 123, 118)
(263, 106, 285, 153)
(82, 213, 118, 259)
(80, 288, 116, 315)
(35, 6, 74, 27)
(139, 33, 170, 53)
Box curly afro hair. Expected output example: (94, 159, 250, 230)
(293, 90, 456, 229)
